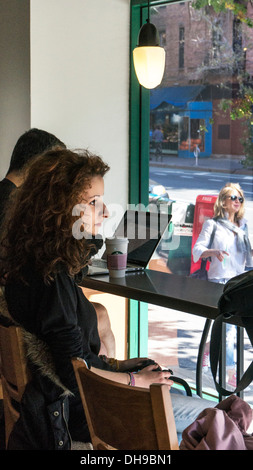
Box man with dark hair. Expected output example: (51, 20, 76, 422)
(0, 128, 66, 225)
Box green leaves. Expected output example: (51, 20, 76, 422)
(192, 0, 253, 166)
(193, 0, 253, 26)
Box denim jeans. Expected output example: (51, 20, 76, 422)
(170, 392, 215, 442)
(211, 278, 235, 369)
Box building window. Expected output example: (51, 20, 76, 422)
(212, 20, 222, 59)
(233, 18, 244, 72)
(218, 124, 230, 139)
(179, 26, 185, 69)
(233, 18, 242, 54)
(159, 30, 166, 47)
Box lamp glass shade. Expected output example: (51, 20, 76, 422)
(133, 46, 165, 89)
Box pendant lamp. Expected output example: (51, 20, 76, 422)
(133, 0, 165, 89)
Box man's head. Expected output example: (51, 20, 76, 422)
(7, 128, 66, 175)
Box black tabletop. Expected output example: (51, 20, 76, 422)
(80, 269, 225, 321)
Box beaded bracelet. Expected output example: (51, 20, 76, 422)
(127, 372, 135, 386)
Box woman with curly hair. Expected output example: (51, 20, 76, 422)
(0, 148, 214, 449)
(193, 182, 253, 385)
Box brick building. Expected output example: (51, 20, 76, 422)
(150, 2, 253, 157)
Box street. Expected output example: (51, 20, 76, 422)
(148, 303, 253, 404)
(150, 166, 253, 201)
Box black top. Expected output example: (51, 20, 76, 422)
(5, 262, 113, 441)
(5, 263, 112, 391)
(0, 178, 16, 227)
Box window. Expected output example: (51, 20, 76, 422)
(218, 124, 230, 139)
(130, 0, 253, 277)
(159, 29, 166, 47)
(130, 0, 253, 403)
(233, 18, 244, 72)
(212, 20, 222, 60)
(233, 18, 243, 54)
(179, 26, 185, 69)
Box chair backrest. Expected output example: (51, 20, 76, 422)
(72, 358, 179, 450)
(0, 323, 30, 447)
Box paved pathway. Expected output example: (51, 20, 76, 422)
(150, 153, 253, 175)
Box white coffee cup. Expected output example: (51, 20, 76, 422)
(105, 237, 129, 278)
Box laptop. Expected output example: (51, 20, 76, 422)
(88, 210, 171, 275)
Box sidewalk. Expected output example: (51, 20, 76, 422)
(148, 304, 253, 406)
(149, 153, 253, 176)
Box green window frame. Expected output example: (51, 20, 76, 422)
(128, 1, 174, 357)
(128, 1, 148, 358)
(129, 2, 149, 207)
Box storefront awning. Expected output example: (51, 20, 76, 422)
(150, 85, 205, 110)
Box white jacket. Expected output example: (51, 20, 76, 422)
(192, 218, 252, 281)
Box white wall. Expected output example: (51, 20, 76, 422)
(0, 0, 30, 178)
(0, 1, 131, 357)
(30, 0, 130, 211)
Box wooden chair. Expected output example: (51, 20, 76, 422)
(72, 358, 179, 450)
(0, 323, 30, 448)
(0, 323, 92, 450)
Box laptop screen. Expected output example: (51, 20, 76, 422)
(103, 210, 171, 267)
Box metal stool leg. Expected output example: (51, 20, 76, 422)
(196, 319, 212, 397)
(236, 326, 244, 399)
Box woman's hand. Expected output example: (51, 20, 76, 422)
(90, 364, 173, 389)
(201, 249, 229, 262)
(213, 249, 229, 262)
(133, 364, 174, 389)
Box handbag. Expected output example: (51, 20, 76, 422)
(190, 222, 217, 280)
(210, 269, 253, 396)
(190, 258, 209, 280)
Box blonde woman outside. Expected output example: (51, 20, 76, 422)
(193, 183, 253, 387)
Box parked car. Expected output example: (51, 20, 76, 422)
(149, 179, 173, 207)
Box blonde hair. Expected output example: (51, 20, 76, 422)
(214, 182, 245, 222)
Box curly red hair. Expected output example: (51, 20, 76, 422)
(0, 148, 109, 282)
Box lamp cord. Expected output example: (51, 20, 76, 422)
(147, 0, 150, 23)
